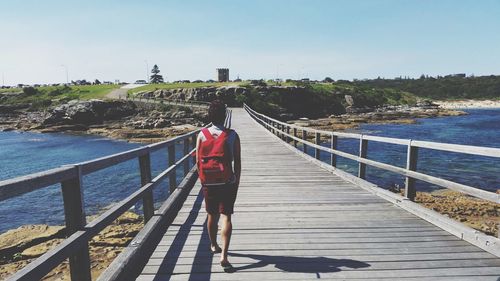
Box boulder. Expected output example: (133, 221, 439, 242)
(43, 100, 137, 125)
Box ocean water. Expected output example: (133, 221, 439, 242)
(311, 109, 500, 194)
(1, 109, 499, 233)
(0, 132, 193, 234)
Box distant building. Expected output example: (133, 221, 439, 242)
(217, 68, 229, 82)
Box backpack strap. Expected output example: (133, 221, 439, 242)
(201, 128, 213, 140)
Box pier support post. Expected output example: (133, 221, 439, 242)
(331, 134, 337, 167)
(358, 136, 368, 179)
(168, 144, 176, 193)
(405, 140, 418, 201)
(139, 153, 154, 222)
(191, 134, 197, 167)
(183, 138, 190, 176)
(293, 128, 298, 148)
(315, 132, 321, 160)
(61, 165, 91, 281)
(302, 130, 308, 154)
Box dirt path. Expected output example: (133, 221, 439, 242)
(106, 84, 145, 99)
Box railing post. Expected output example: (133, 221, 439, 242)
(183, 138, 190, 176)
(168, 144, 176, 193)
(302, 130, 308, 154)
(330, 134, 338, 167)
(61, 165, 91, 281)
(286, 126, 290, 143)
(405, 140, 418, 201)
(358, 135, 368, 179)
(315, 132, 321, 160)
(139, 152, 154, 222)
(191, 134, 197, 167)
(293, 128, 298, 148)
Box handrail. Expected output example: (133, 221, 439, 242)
(2, 128, 202, 281)
(244, 104, 500, 204)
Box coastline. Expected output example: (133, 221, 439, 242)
(435, 99, 500, 109)
(295, 106, 468, 133)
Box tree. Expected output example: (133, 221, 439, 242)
(94, 79, 101, 85)
(150, 64, 164, 84)
(323, 77, 334, 83)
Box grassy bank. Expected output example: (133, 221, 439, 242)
(127, 81, 247, 95)
(0, 85, 119, 109)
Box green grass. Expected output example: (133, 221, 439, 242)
(0, 88, 22, 93)
(0, 84, 120, 109)
(68, 84, 120, 99)
(127, 82, 247, 94)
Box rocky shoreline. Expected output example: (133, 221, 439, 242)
(0, 99, 207, 143)
(290, 103, 468, 132)
(435, 99, 500, 109)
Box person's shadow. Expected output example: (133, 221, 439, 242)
(228, 252, 370, 274)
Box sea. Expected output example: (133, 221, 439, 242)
(1, 109, 499, 233)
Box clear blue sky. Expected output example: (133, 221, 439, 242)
(1, 0, 499, 85)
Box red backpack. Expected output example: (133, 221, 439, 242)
(197, 128, 233, 186)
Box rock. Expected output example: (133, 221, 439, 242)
(0, 104, 30, 113)
(0, 225, 65, 257)
(43, 99, 137, 126)
(21, 239, 64, 258)
(345, 95, 354, 106)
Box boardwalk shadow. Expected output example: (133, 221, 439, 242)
(229, 252, 370, 274)
(153, 190, 212, 281)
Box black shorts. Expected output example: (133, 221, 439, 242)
(202, 183, 238, 215)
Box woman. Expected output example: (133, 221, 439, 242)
(196, 100, 241, 272)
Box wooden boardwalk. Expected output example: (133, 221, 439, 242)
(137, 108, 500, 280)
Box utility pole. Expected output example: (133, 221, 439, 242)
(144, 60, 149, 83)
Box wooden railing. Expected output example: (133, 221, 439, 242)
(244, 104, 500, 204)
(0, 129, 201, 281)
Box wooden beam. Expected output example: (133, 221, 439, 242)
(293, 128, 298, 148)
(358, 136, 368, 179)
(405, 141, 418, 201)
(315, 132, 321, 160)
(302, 130, 308, 154)
(0, 166, 76, 202)
(183, 138, 190, 176)
(331, 134, 338, 167)
(168, 144, 176, 193)
(139, 153, 154, 222)
(60, 165, 91, 281)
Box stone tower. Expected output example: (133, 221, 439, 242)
(216, 68, 229, 82)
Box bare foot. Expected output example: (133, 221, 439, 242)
(210, 244, 222, 254)
(220, 260, 234, 273)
